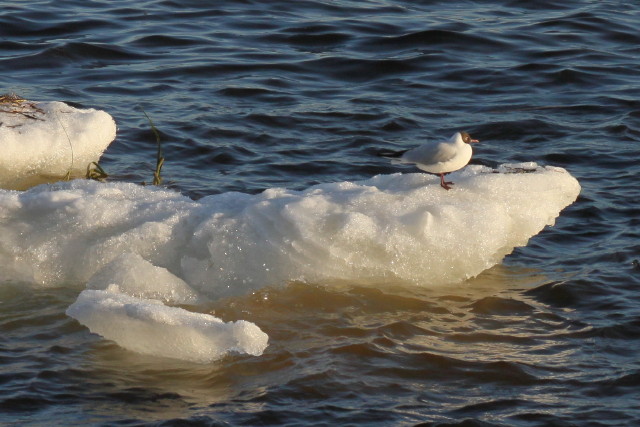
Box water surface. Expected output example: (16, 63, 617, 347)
(1, 0, 639, 425)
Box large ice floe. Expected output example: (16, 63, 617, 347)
(0, 97, 116, 190)
(0, 164, 580, 362)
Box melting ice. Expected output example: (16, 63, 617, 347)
(66, 286, 268, 363)
(0, 164, 580, 362)
(0, 101, 116, 190)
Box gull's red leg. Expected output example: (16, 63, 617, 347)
(440, 173, 452, 190)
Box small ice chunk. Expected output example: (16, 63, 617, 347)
(86, 253, 201, 305)
(0, 100, 116, 190)
(497, 162, 539, 173)
(66, 287, 268, 362)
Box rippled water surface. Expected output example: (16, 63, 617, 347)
(1, 0, 640, 425)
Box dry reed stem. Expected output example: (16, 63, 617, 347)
(0, 93, 45, 122)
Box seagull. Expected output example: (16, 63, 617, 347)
(380, 131, 479, 190)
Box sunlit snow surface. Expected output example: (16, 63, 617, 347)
(0, 164, 580, 362)
(0, 101, 116, 190)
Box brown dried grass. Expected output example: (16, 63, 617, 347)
(0, 93, 45, 121)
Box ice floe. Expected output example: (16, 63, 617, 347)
(0, 163, 580, 361)
(66, 286, 268, 363)
(0, 99, 116, 190)
(0, 163, 580, 293)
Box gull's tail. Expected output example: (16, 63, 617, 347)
(377, 148, 409, 165)
(377, 148, 408, 159)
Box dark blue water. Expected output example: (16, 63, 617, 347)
(1, 0, 640, 425)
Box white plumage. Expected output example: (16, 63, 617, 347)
(385, 131, 479, 190)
